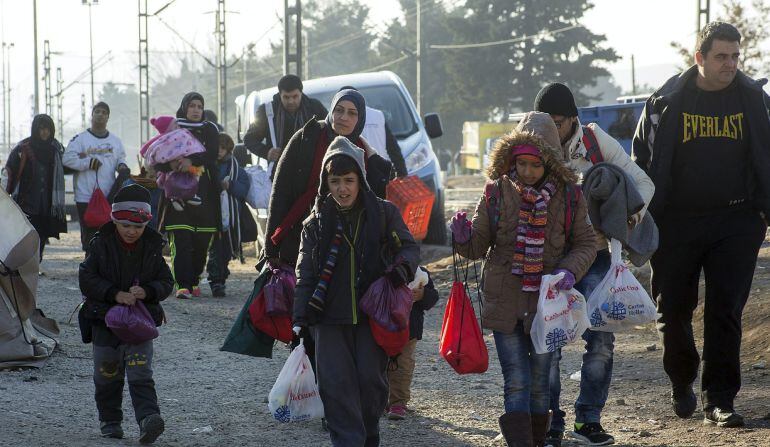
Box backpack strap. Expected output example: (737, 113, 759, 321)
(484, 180, 501, 248)
(581, 125, 604, 164)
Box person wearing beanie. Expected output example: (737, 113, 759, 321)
(64, 100, 128, 255)
(293, 136, 419, 446)
(164, 91, 222, 300)
(243, 74, 327, 177)
(78, 183, 173, 443)
(534, 83, 654, 446)
(449, 111, 596, 447)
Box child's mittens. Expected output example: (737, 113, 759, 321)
(450, 211, 472, 244)
(553, 269, 576, 290)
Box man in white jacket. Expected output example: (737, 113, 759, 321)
(534, 83, 654, 447)
(63, 101, 128, 253)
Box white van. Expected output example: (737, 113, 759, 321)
(235, 71, 446, 244)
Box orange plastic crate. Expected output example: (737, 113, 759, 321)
(386, 175, 435, 241)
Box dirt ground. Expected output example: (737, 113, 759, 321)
(1, 218, 768, 447)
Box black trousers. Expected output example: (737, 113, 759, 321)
(206, 231, 232, 285)
(651, 209, 766, 410)
(76, 202, 99, 254)
(168, 229, 214, 291)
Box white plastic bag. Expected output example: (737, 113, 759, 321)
(268, 343, 324, 423)
(587, 239, 656, 332)
(531, 272, 590, 354)
(245, 164, 272, 209)
(220, 188, 231, 231)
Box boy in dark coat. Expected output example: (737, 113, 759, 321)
(386, 266, 439, 420)
(206, 132, 251, 297)
(293, 136, 420, 446)
(79, 184, 174, 444)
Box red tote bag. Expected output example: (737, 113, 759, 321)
(369, 318, 410, 358)
(248, 288, 294, 344)
(83, 183, 112, 229)
(439, 242, 489, 374)
(83, 186, 112, 228)
(439, 281, 488, 374)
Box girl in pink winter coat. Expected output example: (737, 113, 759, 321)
(141, 115, 206, 211)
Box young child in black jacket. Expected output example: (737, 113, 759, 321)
(386, 266, 439, 420)
(79, 184, 174, 444)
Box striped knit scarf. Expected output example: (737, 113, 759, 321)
(307, 217, 344, 313)
(510, 173, 557, 292)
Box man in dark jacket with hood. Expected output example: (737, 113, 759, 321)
(243, 74, 327, 176)
(632, 21, 770, 428)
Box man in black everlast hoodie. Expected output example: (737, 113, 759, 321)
(632, 22, 770, 428)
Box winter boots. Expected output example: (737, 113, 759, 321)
(499, 412, 532, 447)
(498, 411, 551, 447)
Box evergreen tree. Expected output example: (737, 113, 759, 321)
(440, 0, 618, 120)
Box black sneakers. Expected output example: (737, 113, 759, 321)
(671, 384, 698, 418)
(138, 414, 165, 444)
(703, 407, 745, 428)
(100, 421, 124, 439)
(545, 429, 563, 447)
(569, 422, 615, 446)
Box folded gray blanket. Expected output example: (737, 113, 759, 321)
(582, 162, 659, 266)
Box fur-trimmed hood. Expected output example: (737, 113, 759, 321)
(485, 111, 577, 185)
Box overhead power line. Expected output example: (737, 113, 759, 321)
(429, 24, 582, 49)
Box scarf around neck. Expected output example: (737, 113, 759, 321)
(510, 172, 557, 292)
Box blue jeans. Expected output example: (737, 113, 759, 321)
(494, 323, 553, 415)
(549, 249, 614, 431)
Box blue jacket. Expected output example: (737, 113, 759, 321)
(217, 154, 250, 201)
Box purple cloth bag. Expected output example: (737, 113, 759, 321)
(359, 276, 413, 332)
(161, 171, 199, 201)
(264, 267, 296, 316)
(105, 301, 159, 344)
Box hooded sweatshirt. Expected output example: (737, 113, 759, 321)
(293, 136, 419, 326)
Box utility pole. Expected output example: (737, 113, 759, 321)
(81, 94, 86, 130)
(416, 0, 421, 115)
(33, 0, 39, 115)
(56, 67, 63, 141)
(697, 0, 711, 33)
(216, 0, 227, 128)
(83, 0, 98, 108)
(1, 43, 5, 152)
(5, 42, 12, 150)
(283, 0, 302, 75)
(138, 0, 150, 144)
(631, 54, 637, 95)
(43, 40, 52, 116)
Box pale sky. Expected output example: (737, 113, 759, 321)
(0, 0, 765, 143)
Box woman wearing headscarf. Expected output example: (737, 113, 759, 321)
(162, 92, 221, 300)
(265, 88, 392, 269)
(4, 114, 67, 259)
